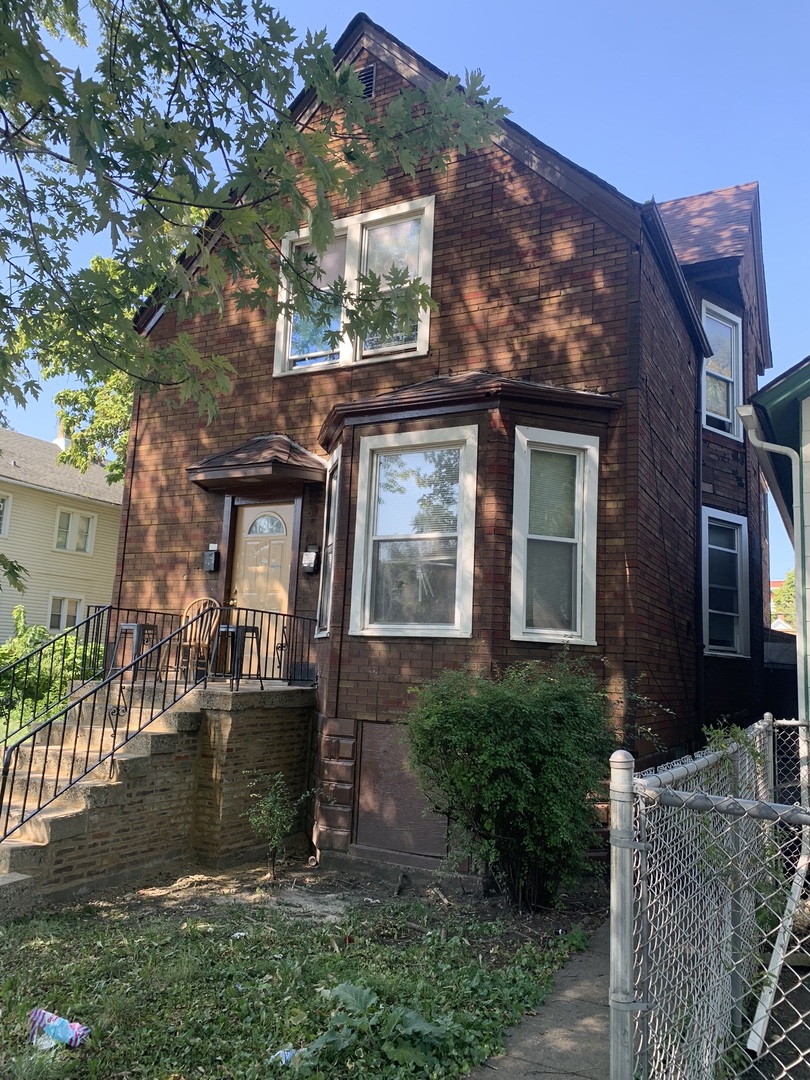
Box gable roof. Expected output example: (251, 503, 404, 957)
(136, 12, 707, 357)
(658, 182, 772, 374)
(0, 429, 122, 505)
(658, 183, 759, 265)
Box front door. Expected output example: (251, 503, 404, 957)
(231, 503, 295, 612)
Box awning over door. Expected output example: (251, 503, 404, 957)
(187, 434, 326, 494)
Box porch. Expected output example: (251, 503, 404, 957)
(0, 604, 319, 913)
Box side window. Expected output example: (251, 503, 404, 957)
(275, 196, 435, 373)
(703, 301, 743, 439)
(350, 426, 477, 637)
(316, 451, 341, 636)
(0, 492, 10, 537)
(49, 596, 83, 632)
(54, 509, 96, 554)
(703, 508, 749, 657)
(511, 427, 599, 645)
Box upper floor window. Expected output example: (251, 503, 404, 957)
(703, 301, 743, 439)
(703, 508, 749, 657)
(54, 509, 95, 554)
(510, 427, 599, 645)
(274, 196, 435, 374)
(349, 425, 477, 637)
(0, 492, 10, 537)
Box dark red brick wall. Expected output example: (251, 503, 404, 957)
(114, 53, 764, 856)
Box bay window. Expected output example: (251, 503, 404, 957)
(350, 426, 477, 636)
(511, 426, 599, 644)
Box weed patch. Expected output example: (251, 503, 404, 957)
(0, 865, 599, 1079)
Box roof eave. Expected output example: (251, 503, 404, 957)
(642, 202, 711, 357)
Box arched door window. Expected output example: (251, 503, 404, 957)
(247, 513, 286, 536)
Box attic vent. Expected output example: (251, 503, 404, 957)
(357, 65, 375, 99)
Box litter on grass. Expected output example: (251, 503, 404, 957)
(29, 1008, 91, 1050)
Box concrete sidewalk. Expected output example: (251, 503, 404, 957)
(467, 918, 610, 1079)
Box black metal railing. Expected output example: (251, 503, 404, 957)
(0, 605, 317, 843)
(210, 606, 317, 689)
(0, 608, 212, 843)
(0, 606, 180, 760)
(1, 605, 111, 755)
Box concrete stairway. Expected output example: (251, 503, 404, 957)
(0, 687, 203, 919)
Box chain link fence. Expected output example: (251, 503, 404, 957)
(610, 714, 810, 1079)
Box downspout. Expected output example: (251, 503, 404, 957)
(739, 402, 809, 1057)
(738, 405, 807, 733)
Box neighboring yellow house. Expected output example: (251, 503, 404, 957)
(0, 429, 123, 640)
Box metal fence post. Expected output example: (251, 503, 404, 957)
(610, 749, 636, 1080)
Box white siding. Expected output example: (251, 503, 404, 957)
(0, 482, 121, 641)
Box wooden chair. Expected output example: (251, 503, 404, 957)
(177, 597, 221, 679)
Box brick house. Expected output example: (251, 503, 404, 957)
(113, 15, 772, 868)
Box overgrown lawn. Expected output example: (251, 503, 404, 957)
(0, 896, 586, 1079)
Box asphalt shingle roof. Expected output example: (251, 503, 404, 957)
(0, 429, 123, 505)
(658, 182, 758, 266)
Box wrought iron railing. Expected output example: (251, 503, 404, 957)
(0, 606, 180, 759)
(1, 609, 210, 843)
(210, 606, 317, 689)
(0, 604, 317, 843)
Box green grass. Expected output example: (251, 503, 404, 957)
(0, 898, 586, 1079)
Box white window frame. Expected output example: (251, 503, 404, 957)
(349, 425, 477, 638)
(274, 196, 435, 374)
(702, 301, 743, 440)
(315, 448, 341, 638)
(703, 507, 749, 658)
(0, 491, 10, 537)
(48, 594, 84, 632)
(53, 507, 96, 554)
(510, 426, 599, 645)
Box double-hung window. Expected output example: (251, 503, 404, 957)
(316, 450, 341, 636)
(350, 426, 477, 637)
(54, 509, 95, 554)
(703, 301, 743, 438)
(703, 508, 749, 656)
(275, 196, 434, 373)
(49, 596, 82, 632)
(511, 427, 599, 644)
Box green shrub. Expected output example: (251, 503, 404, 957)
(244, 772, 316, 877)
(407, 657, 617, 909)
(0, 605, 101, 737)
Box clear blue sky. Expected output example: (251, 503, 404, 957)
(7, 0, 806, 576)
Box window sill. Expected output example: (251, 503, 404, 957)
(349, 626, 472, 639)
(702, 424, 744, 444)
(511, 631, 597, 646)
(705, 649, 751, 659)
(274, 347, 429, 377)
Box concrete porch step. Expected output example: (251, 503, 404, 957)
(0, 871, 37, 920)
